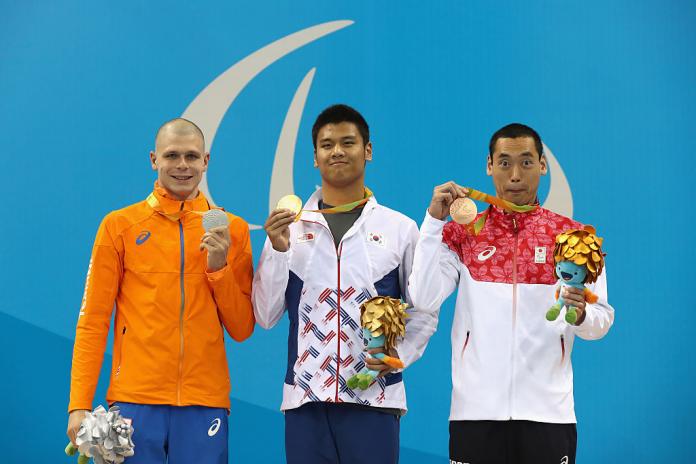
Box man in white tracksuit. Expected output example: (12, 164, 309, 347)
(409, 123, 614, 464)
(252, 104, 435, 463)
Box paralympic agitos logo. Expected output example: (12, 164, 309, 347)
(181, 20, 573, 228)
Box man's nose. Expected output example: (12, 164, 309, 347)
(332, 144, 345, 156)
(510, 165, 521, 182)
(176, 156, 189, 169)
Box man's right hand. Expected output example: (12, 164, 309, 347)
(66, 409, 88, 445)
(428, 181, 469, 220)
(264, 209, 296, 252)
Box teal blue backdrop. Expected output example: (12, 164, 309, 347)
(1, 1, 694, 462)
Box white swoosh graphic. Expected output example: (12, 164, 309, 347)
(181, 20, 354, 225)
(477, 246, 496, 261)
(541, 143, 573, 218)
(208, 418, 221, 437)
(269, 68, 316, 214)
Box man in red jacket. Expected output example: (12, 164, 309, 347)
(410, 123, 614, 464)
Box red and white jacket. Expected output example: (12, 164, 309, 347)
(409, 205, 614, 423)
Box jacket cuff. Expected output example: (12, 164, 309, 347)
(420, 210, 446, 236)
(393, 338, 415, 370)
(206, 264, 229, 283)
(268, 246, 290, 259)
(68, 401, 92, 413)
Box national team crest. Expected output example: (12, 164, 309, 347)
(367, 232, 385, 247)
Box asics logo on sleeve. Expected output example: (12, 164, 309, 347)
(560, 457, 569, 464)
(477, 245, 496, 261)
(135, 230, 151, 245)
(208, 418, 221, 436)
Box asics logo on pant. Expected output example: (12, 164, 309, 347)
(208, 418, 221, 436)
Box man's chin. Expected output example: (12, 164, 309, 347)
(162, 184, 197, 200)
(322, 173, 362, 188)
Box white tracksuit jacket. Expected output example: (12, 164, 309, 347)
(252, 189, 436, 412)
(409, 206, 614, 423)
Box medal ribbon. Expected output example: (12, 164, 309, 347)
(146, 193, 219, 222)
(463, 188, 538, 235)
(302, 187, 374, 215)
(466, 188, 537, 213)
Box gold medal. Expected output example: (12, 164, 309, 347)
(276, 195, 303, 221)
(450, 197, 478, 225)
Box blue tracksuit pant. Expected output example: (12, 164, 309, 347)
(285, 402, 400, 463)
(113, 402, 228, 464)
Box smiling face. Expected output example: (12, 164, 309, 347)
(555, 260, 588, 285)
(314, 121, 372, 189)
(487, 136, 547, 206)
(150, 127, 209, 201)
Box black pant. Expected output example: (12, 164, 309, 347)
(449, 420, 577, 464)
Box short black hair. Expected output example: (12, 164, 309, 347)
(489, 123, 543, 159)
(311, 104, 370, 149)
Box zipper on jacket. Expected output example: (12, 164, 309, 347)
(509, 215, 519, 419)
(335, 242, 344, 402)
(116, 326, 126, 377)
(177, 217, 186, 405)
(560, 334, 566, 364)
(302, 219, 344, 402)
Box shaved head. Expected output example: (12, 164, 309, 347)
(150, 118, 209, 201)
(155, 118, 205, 152)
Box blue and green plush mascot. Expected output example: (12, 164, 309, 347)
(347, 297, 408, 390)
(546, 226, 606, 324)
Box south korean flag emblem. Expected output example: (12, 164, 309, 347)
(368, 232, 385, 247)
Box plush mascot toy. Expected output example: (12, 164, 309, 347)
(347, 296, 408, 390)
(546, 226, 606, 324)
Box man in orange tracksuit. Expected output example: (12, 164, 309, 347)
(66, 118, 254, 463)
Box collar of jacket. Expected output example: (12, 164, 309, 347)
(486, 197, 542, 233)
(300, 187, 378, 226)
(149, 181, 210, 217)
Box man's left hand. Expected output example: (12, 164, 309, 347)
(365, 347, 401, 378)
(201, 225, 230, 272)
(563, 286, 587, 325)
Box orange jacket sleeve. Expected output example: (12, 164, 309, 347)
(69, 214, 123, 412)
(206, 215, 255, 341)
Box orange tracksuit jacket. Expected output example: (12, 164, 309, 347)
(68, 184, 255, 412)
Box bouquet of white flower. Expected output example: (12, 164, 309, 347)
(65, 405, 135, 463)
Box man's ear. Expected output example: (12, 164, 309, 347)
(486, 155, 493, 176)
(313, 151, 318, 168)
(540, 155, 548, 175)
(364, 141, 373, 162)
(203, 152, 210, 172)
(150, 151, 157, 170)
